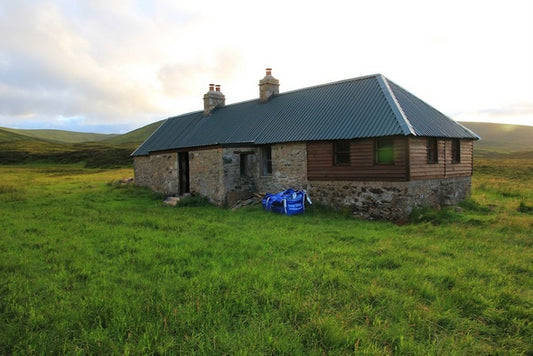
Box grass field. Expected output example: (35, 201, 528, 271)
(0, 159, 532, 354)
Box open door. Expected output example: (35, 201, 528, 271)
(178, 152, 190, 194)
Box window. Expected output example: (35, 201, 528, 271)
(334, 141, 350, 166)
(240, 153, 251, 177)
(451, 139, 461, 164)
(261, 146, 272, 175)
(427, 138, 438, 164)
(375, 138, 394, 164)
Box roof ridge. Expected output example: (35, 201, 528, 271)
(386, 79, 481, 139)
(277, 73, 382, 96)
(132, 72, 480, 156)
(376, 74, 415, 136)
(184, 73, 385, 111)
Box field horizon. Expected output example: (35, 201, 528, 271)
(2, 121, 532, 168)
(2, 120, 532, 148)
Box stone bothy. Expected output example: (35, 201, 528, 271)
(132, 69, 479, 221)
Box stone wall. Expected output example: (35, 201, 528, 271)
(133, 153, 178, 194)
(309, 176, 472, 221)
(208, 143, 309, 205)
(221, 147, 259, 206)
(189, 148, 225, 205)
(257, 142, 308, 193)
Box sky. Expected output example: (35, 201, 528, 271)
(0, 0, 532, 134)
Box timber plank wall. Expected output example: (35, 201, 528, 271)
(409, 138, 473, 180)
(307, 137, 473, 181)
(307, 138, 408, 181)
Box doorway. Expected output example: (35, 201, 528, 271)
(178, 152, 190, 194)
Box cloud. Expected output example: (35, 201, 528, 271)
(1, 0, 532, 132)
(158, 48, 245, 97)
(0, 0, 206, 131)
(453, 102, 533, 126)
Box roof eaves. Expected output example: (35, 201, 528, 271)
(221, 141, 255, 148)
(130, 118, 169, 156)
(376, 74, 416, 136)
(457, 124, 482, 140)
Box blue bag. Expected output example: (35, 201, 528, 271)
(262, 189, 312, 215)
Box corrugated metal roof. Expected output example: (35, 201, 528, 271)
(132, 74, 479, 156)
(387, 79, 480, 139)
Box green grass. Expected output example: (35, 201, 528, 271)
(0, 160, 532, 354)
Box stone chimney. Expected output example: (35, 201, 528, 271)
(203, 83, 225, 116)
(259, 68, 279, 103)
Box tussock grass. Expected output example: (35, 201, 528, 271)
(0, 160, 532, 354)
(0, 184, 26, 202)
(0, 141, 136, 167)
(174, 195, 212, 207)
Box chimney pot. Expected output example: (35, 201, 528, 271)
(203, 83, 225, 116)
(259, 67, 279, 103)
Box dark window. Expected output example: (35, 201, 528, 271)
(178, 152, 189, 194)
(261, 146, 272, 175)
(240, 153, 250, 177)
(451, 139, 461, 164)
(375, 138, 394, 164)
(427, 138, 438, 164)
(334, 141, 350, 166)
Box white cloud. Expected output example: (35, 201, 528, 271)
(454, 102, 533, 126)
(0, 0, 532, 132)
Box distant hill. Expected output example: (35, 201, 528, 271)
(1, 121, 531, 166)
(103, 120, 164, 145)
(0, 128, 36, 143)
(0, 127, 117, 143)
(117, 120, 531, 157)
(459, 122, 533, 157)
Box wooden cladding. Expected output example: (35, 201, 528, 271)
(426, 138, 439, 164)
(333, 141, 351, 166)
(307, 137, 474, 181)
(451, 139, 461, 164)
(307, 137, 408, 181)
(409, 137, 473, 180)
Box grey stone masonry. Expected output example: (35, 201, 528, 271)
(259, 68, 279, 103)
(133, 152, 178, 194)
(203, 84, 225, 116)
(189, 148, 225, 204)
(309, 176, 472, 221)
(257, 143, 308, 193)
(222, 147, 258, 206)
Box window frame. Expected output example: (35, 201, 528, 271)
(240, 153, 251, 177)
(427, 138, 439, 164)
(261, 145, 272, 175)
(375, 138, 394, 165)
(333, 141, 351, 166)
(451, 139, 461, 164)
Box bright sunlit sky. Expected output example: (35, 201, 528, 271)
(1, 0, 532, 133)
